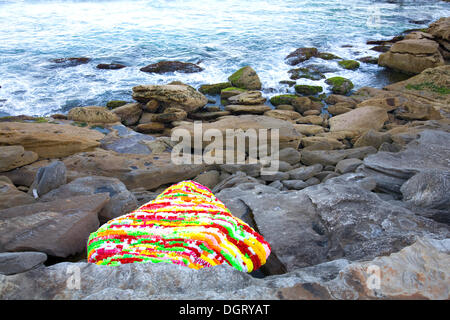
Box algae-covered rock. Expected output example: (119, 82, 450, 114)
(228, 66, 262, 90)
(338, 60, 360, 70)
(318, 52, 341, 60)
(285, 47, 319, 65)
(288, 67, 325, 80)
(199, 82, 232, 95)
(269, 94, 298, 106)
(106, 100, 128, 109)
(294, 85, 323, 96)
(325, 77, 354, 95)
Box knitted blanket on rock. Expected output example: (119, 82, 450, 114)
(87, 181, 271, 272)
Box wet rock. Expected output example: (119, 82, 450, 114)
(294, 85, 323, 96)
(285, 47, 319, 66)
(228, 66, 262, 90)
(140, 61, 203, 74)
(40, 176, 137, 222)
(106, 100, 128, 109)
(199, 82, 232, 95)
(325, 77, 354, 95)
(96, 63, 126, 70)
(0, 146, 38, 172)
(0, 252, 47, 275)
(0, 194, 109, 257)
(338, 60, 360, 70)
(269, 94, 298, 106)
(51, 57, 91, 67)
(288, 67, 325, 81)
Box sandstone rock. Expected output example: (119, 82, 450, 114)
(0, 122, 104, 159)
(427, 17, 450, 41)
(264, 109, 302, 121)
(136, 122, 165, 133)
(225, 104, 271, 115)
(28, 161, 67, 198)
(68, 106, 120, 123)
(0, 146, 38, 172)
(0, 194, 109, 257)
(353, 129, 392, 149)
(0, 252, 47, 275)
(63, 149, 209, 190)
(40, 176, 137, 222)
(227, 91, 266, 105)
(0, 181, 35, 210)
(293, 124, 325, 136)
(296, 115, 324, 126)
(171, 115, 302, 151)
(327, 104, 352, 115)
(140, 61, 203, 74)
(152, 107, 187, 123)
(189, 111, 231, 120)
(329, 106, 388, 132)
(132, 84, 208, 113)
(301, 137, 345, 150)
(228, 66, 262, 90)
(379, 39, 445, 74)
(111, 103, 143, 126)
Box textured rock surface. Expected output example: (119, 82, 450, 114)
(0, 181, 35, 210)
(329, 106, 388, 132)
(360, 130, 450, 194)
(67, 106, 121, 123)
(228, 66, 262, 90)
(40, 176, 137, 222)
(0, 146, 38, 172)
(132, 84, 208, 113)
(0, 252, 47, 275)
(28, 161, 67, 198)
(0, 122, 104, 159)
(0, 194, 109, 257)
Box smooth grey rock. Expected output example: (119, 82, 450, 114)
(29, 161, 67, 198)
(401, 169, 450, 210)
(212, 171, 263, 193)
(260, 171, 290, 182)
(281, 180, 309, 190)
(335, 158, 363, 174)
(268, 180, 284, 190)
(288, 164, 323, 180)
(305, 177, 320, 186)
(0, 194, 109, 257)
(301, 146, 377, 166)
(40, 176, 137, 222)
(0, 252, 47, 275)
(219, 163, 262, 177)
(100, 124, 155, 155)
(279, 148, 302, 165)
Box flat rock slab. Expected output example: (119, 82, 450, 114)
(361, 129, 450, 193)
(0, 122, 104, 159)
(0, 252, 47, 275)
(0, 194, 109, 257)
(100, 124, 155, 155)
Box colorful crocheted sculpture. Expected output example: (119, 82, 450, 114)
(87, 180, 271, 272)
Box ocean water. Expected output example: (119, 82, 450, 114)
(0, 0, 449, 117)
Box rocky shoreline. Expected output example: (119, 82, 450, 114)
(0, 18, 449, 300)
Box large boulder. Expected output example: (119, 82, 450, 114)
(0, 194, 109, 257)
(285, 47, 319, 66)
(41, 176, 137, 222)
(329, 106, 388, 132)
(0, 146, 38, 172)
(0, 122, 104, 159)
(111, 103, 143, 126)
(28, 161, 67, 198)
(379, 39, 445, 74)
(0, 252, 47, 275)
(132, 84, 208, 113)
(228, 66, 262, 90)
